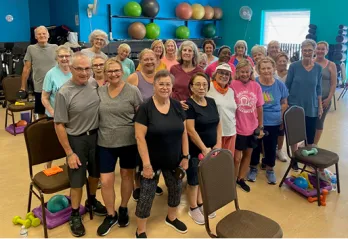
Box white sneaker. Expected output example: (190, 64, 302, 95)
(276, 150, 287, 162)
(199, 205, 216, 219)
(188, 208, 205, 225)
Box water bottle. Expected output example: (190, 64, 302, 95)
(331, 176, 337, 191)
(19, 225, 28, 238)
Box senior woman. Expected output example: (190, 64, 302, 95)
(205, 45, 236, 78)
(137, 40, 167, 72)
(207, 63, 237, 156)
(267, 40, 281, 60)
(229, 40, 254, 67)
(286, 39, 323, 170)
(162, 39, 178, 70)
(275, 52, 289, 82)
(134, 70, 189, 238)
(202, 39, 218, 68)
(186, 72, 221, 224)
(92, 56, 107, 87)
(96, 58, 143, 236)
(170, 40, 204, 101)
(250, 45, 267, 77)
(81, 29, 108, 60)
(247, 57, 288, 184)
(198, 52, 208, 70)
(115, 43, 135, 80)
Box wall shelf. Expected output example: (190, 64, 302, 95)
(110, 36, 222, 43)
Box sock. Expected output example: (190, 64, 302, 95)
(190, 206, 198, 211)
(197, 203, 203, 207)
(71, 207, 80, 216)
(88, 194, 97, 205)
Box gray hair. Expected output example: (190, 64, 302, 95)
(34, 26, 49, 36)
(89, 29, 109, 46)
(267, 40, 280, 50)
(198, 52, 208, 63)
(69, 52, 91, 66)
(177, 40, 199, 67)
(118, 43, 131, 53)
(56, 45, 73, 60)
(154, 70, 175, 84)
(234, 40, 248, 57)
(251, 45, 266, 56)
(301, 39, 317, 49)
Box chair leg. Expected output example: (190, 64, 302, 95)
(27, 184, 33, 213)
(30, 110, 33, 123)
(333, 94, 337, 110)
(5, 108, 8, 128)
(315, 169, 321, 206)
(11, 112, 16, 136)
(279, 161, 293, 187)
(39, 191, 48, 238)
(338, 88, 346, 101)
(300, 165, 307, 173)
(335, 163, 340, 193)
(85, 178, 93, 220)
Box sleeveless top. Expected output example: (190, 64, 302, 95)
(136, 71, 153, 101)
(321, 62, 331, 99)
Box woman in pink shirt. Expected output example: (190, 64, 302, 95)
(231, 59, 264, 193)
(205, 45, 236, 78)
(162, 39, 179, 71)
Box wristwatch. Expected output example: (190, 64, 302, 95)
(182, 154, 191, 160)
(258, 125, 264, 130)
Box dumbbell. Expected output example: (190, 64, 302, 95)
(12, 216, 31, 228)
(26, 212, 41, 227)
(17, 90, 28, 100)
(253, 128, 269, 139)
(301, 148, 318, 157)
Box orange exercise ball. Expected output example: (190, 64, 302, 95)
(128, 22, 146, 40)
(16, 120, 27, 127)
(203, 5, 214, 19)
(175, 3, 192, 20)
(213, 7, 223, 19)
(192, 4, 205, 20)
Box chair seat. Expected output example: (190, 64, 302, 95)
(8, 102, 35, 112)
(216, 210, 283, 238)
(294, 147, 339, 168)
(32, 165, 70, 194)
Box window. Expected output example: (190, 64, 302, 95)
(261, 10, 310, 45)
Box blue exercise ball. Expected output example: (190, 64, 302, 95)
(294, 176, 308, 189)
(47, 195, 70, 213)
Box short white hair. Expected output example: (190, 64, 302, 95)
(69, 52, 91, 66)
(251, 45, 266, 56)
(34, 26, 49, 36)
(56, 45, 73, 60)
(118, 43, 131, 53)
(89, 29, 109, 46)
(302, 39, 317, 50)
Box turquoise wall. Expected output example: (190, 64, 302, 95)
(221, 0, 348, 50)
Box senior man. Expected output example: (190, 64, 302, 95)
(54, 52, 106, 237)
(21, 26, 58, 119)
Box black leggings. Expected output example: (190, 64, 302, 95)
(305, 116, 318, 145)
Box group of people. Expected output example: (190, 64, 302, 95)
(21, 26, 337, 238)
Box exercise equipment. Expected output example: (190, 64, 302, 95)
(192, 4, 205, 20)
(308, 189, 328, 206)
(301, 148, 318, 157)
(145, 23, 160, 39)
(128, 22, 146, 40)
(213, 7, 223, 19)
(336, 35, 348, 44)
(141, 0, 160, 17)
(26, 212, 41, 227)
(43, 166, 64, 176)
(13, 216, 31, 228)
(339, 24, 348, 30)
(293, 176, 308, 189)
(202, 23, 217, 38)
(333, 52, 347, 61)
(176, 26, 190, 39)
(16, 120, 27, 127)
(17, 89, 28, 100)
(124, 1, 142, 17)
(47, 195, 70, 213)
(335, 44, 347, 52)
(203, 5, 214, 19)
(175, 3, 192, 20)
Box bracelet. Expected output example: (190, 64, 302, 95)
(67, 153, 74, 158)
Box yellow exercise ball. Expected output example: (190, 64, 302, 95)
(191, 4, 205, 20)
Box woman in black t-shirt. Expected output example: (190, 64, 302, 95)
(186, 72, 222, 225)
(134, 70, 189, 238)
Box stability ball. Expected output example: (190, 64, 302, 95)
(175, 3, 192, 20)
(47, 195, 69, 213)
(146, 23, 160, 39)
(192, 4, 205, 20)
(124, 1, 142, 17)
(176, 26, 190, 39)
(202, 23, 216, 38)
(128, 22, 146, 40)
(294, 176, 309, 189)
(213, 7, 223, 19)
(141, 0, 160, 17)
(204, 5, 214, 19)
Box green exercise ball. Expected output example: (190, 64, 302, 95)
(202, 23, 216, 38)
(145, 23, 160, 39)
(47, 195, 70, 213)
(124, 1, 142, 17)
(176, 26, 190, 39)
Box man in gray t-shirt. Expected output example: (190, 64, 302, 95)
(21, 26, 58, 117)
(54, 52, 106, 237)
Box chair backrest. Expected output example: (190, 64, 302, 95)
(198, 149, 237, 216)
(24, 118, 66, 177)
(2, 75, 21, 104)
(283, 105, 307, 146)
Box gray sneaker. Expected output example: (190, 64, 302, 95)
(247, 167, 258, 182)
(188, 208, 204, 225)
(266, 170, 277, 185)
(199, 206, 216, 219)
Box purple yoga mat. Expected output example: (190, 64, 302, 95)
(5, 124, 25, 135)
(284, 175, 332, 198)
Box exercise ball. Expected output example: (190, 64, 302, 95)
(192, 4, 205, 20)
(128, 22, 146, 40)
(124, 1, 142, 17)
(294, 176, 309, 189)
(47, 195, 70, 213)
(213, 7, 223, 19)
(176, 26, 190, 39)
(202, 23, 216, 38)
(175, 3, 192, 20)
(203, 5, 214, 19)
(145, 23, 160, 39)
(141, 0, 160, 17)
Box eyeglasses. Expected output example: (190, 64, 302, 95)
(217, 71, 230, 77)
(93, 63, 104, 68)
(71, 66, 92, 73)
(157, 83, 172, 88)
(58, 55, 71, 59)
(192, 83, 209, 88)
(106, 69, 122, 75)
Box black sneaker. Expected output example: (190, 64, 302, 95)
(133, 188, 140, 202)
(292, 162, 299, 171)
(136, 230, 147, 238)
(118, 206, 129, 227)
(165, 216, 188, 234)
(85, 199, 107, 216)
(156, 186, 163, 196)
(97, 212, 118, 236)
(69, 214, 85, 237)
(237, 179, 251, 192)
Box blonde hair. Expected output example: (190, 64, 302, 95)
(267, 40, 280, 51)
(55, 45, 73, 60)
(256, 56, 276, 73)
(317, 41, 329, 50)
(118, 43, 131, 53)
(164, 39, 178, 56)
(235, 59, 254, 80)
(139, 48, 156, 61)
(234, 40, 248, 57)
(177, 40, 199, 66)
(89, 29, 109, 46)
(251, 45, 266, 56)
(104, 57, 123, 72)
(275, 52, 289, 62)
(198, 52, 208, 63)
(151, 40, 165, 59)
